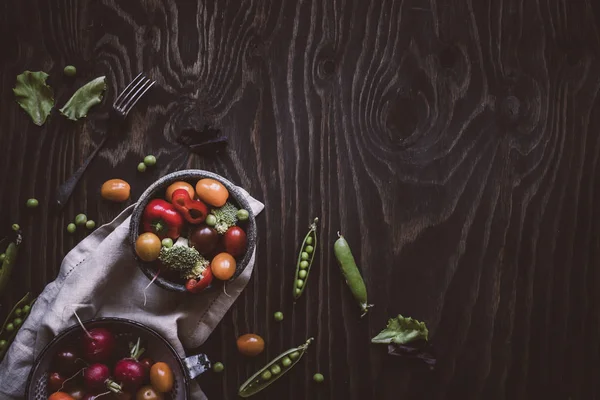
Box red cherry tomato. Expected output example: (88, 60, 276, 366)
(223, 227, 247, 257)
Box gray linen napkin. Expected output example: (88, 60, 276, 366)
(0, 187, 264, 399)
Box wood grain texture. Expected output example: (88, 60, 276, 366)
(1, 0, 600, 399)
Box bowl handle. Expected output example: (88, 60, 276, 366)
(183, 353, 211, 379)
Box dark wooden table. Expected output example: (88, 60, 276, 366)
(2, 1, 600, 399)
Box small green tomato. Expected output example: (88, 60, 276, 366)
(67, 223, 76, 234)
(26, 198, 39, 208)
(143, 155, 157, 166)
(75, 214, 87, 226)
(162, 238, 174, 248)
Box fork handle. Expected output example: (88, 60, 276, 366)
(55, 136, 108, 209)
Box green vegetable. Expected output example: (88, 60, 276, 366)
(67, 223, 76, 233)
(313, 373, 324, 383)
(63, 65, 77, 77)
(0, 229, 22, 295)
(22, 305, 30, 313)
(4, 324, 13, 332)
(0, 254, 5, 263)
(0, 340, 6, 349)
(75, 214, 87, 226)
(14, 309, 22, 317)
(137, 162, 147, 172)
(0, 293, 36, 360)
(13, 71, 54, 126)
(293, 218, 318, 300)
(59, 76, 106, 121)
(371, 315, 429, 345)
(210, 202, 239, 234)
(143, 155, 156, 166)
(237, 209, 250, 221)
(239, 338, 313, 398)
(13, 318, 22, 327)
(205, 214, 217, 227)
(158, 242, 210, 279)
(11, 224, 19, 232)
(161, 238, 174, 248)
(26, 198, 39, 208)
(334, 233, 373, 317)
(212, 362, 224, 373)
(273, 311, 283, 322)
(85, 220, 96, 229)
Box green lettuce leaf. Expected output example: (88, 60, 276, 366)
(13, 71, 54, 126)
(60, 76, 106, 121)
(371, 315, 429, 345)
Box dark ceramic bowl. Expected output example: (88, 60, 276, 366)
(129, 170, 257, 292)
(25, 318, 191, 399)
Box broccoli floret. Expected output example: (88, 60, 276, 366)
(211, 202, 239, 234)
(158, 243, 209, 279)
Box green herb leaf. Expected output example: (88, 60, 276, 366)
(371, 315, 429, 345)
(60, 76, 107, 121)
(13, 71, 54, 126)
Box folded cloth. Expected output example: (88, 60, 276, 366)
(0, 187, 264, 399)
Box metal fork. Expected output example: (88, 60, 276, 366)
(55, 73, 155, 208)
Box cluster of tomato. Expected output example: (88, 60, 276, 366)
(134, 178, 248, 293)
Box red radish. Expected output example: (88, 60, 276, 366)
(83, 328, 116, 363)
(113, 338, 147, 391)
(83, 364, 111, 391)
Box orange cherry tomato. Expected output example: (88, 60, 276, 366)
(136, 385, 164, 400)
(236, 333, 265, 357)
(211, 253, 236, 280)
(165, 181, 195, 202)
(149, 362, 174, 393)
(135, 232, 161, 262)
(195, 178, 229, 207)
(101, 179, 130, 202)
(48, 393, 75, 400)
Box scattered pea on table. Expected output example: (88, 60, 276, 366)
(137, 162, 147, 172)
(273, 311, 284, 322)
(313, 373, 324, 383)
(26, 198, 38, 208)
(143, 155, 157, 166)
(75, 214, 87, 226)
(11, 224, 19, 232)
(67, 223, 76, 234)
(63, 65, 77, 77)
(85, 220, 96, 230)
(212, 362, 224, 373)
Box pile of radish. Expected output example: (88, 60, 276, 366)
(47, 327, 174, 400)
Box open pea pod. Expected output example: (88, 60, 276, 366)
(292, 218, 318, 300)
(0, 292, 36, 360)
(0, 228, 22, 295)
(238, 337, 314, 398)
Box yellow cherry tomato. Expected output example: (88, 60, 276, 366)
(165, 181, 195, 202)
(211, 252, 236, 280)
(150, 362, 174, 393)
(195, 178, 229, 207)
(101, 179, 130, 202)
(135, 233, 161, 262)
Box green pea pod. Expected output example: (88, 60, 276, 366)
(0, 292, 36, 360)
(293, 218, 318, 300)
(334, 233, 373, 317)
(0, 229, 22, 295)
(238, 338, 314, 397)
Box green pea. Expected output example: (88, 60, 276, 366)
(206, 214, 217, 227)
(13, 318, 22, 327)
(162, 238, 174, 248)
(75, 214, 87, 226)
(22, 305, 31, 313)
(296, 279, 304, 288)
(237, 209, 250, 221)
(261, 370, 272, 381)
(85, 220, 96, 229)
(270, 365, 282, 375)
(0, 254, 5, 263)
(298, 270, 307, 279)
(212, 362, 224, 373)
(11, 224, 20, 232)
(295, 288, 302, 296)
(5, 323, 14, 332)
(313, 373, 324, 383)
(301, 252, 309, 261)
(14, 308, 22, 317)
(26, 198, 39, 208)
(63, 65, 77, 77)
(305, 245, 314, 254)
(273, 311, 284, 322)
(137, 162, 147, 172)
(281, 357, 292, 367)
(144, 155, 157, 166)
(305, 236, 313, 245)
(0, 340, 6, 349)
(67, 223, 76, 233)
(289, 351, 300, 360)
(299, 261, 309, 269)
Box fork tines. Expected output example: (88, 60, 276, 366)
(113, 72, 155, 117)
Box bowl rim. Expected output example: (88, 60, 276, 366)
(25, 317, 191, 399)
(129, 169, 257, 292)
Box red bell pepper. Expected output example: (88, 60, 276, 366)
(142, 199, 184, 239)
(185, 265, 213, 293)
(171, 188, 209, 224)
